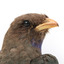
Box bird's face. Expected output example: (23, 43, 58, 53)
(2, 13, 58, 52)
(11, 14, 48, 41)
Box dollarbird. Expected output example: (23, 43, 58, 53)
(0, 13, 59, 64)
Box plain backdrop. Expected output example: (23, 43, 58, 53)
(0, 0, 64, 64)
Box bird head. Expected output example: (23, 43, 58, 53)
(2, 13, 58, 52)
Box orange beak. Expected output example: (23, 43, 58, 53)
(35, 18, 59, 31)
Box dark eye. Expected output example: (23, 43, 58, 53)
(23, 20, 30, 27)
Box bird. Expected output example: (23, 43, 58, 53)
(0, 13, 59, 64)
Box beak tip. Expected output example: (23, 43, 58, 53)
(57, 23, 59, 27)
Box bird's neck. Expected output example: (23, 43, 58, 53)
(2, 29, 45, 53)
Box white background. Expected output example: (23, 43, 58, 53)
(0, 0, 64, 64)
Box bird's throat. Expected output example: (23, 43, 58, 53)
(31, 39, 43, 51)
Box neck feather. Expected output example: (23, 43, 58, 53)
(31, 38, 43, 51)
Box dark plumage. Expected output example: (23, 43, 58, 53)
(0, 13, 59, 64)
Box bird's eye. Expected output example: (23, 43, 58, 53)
(23, 20, 30, 27)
